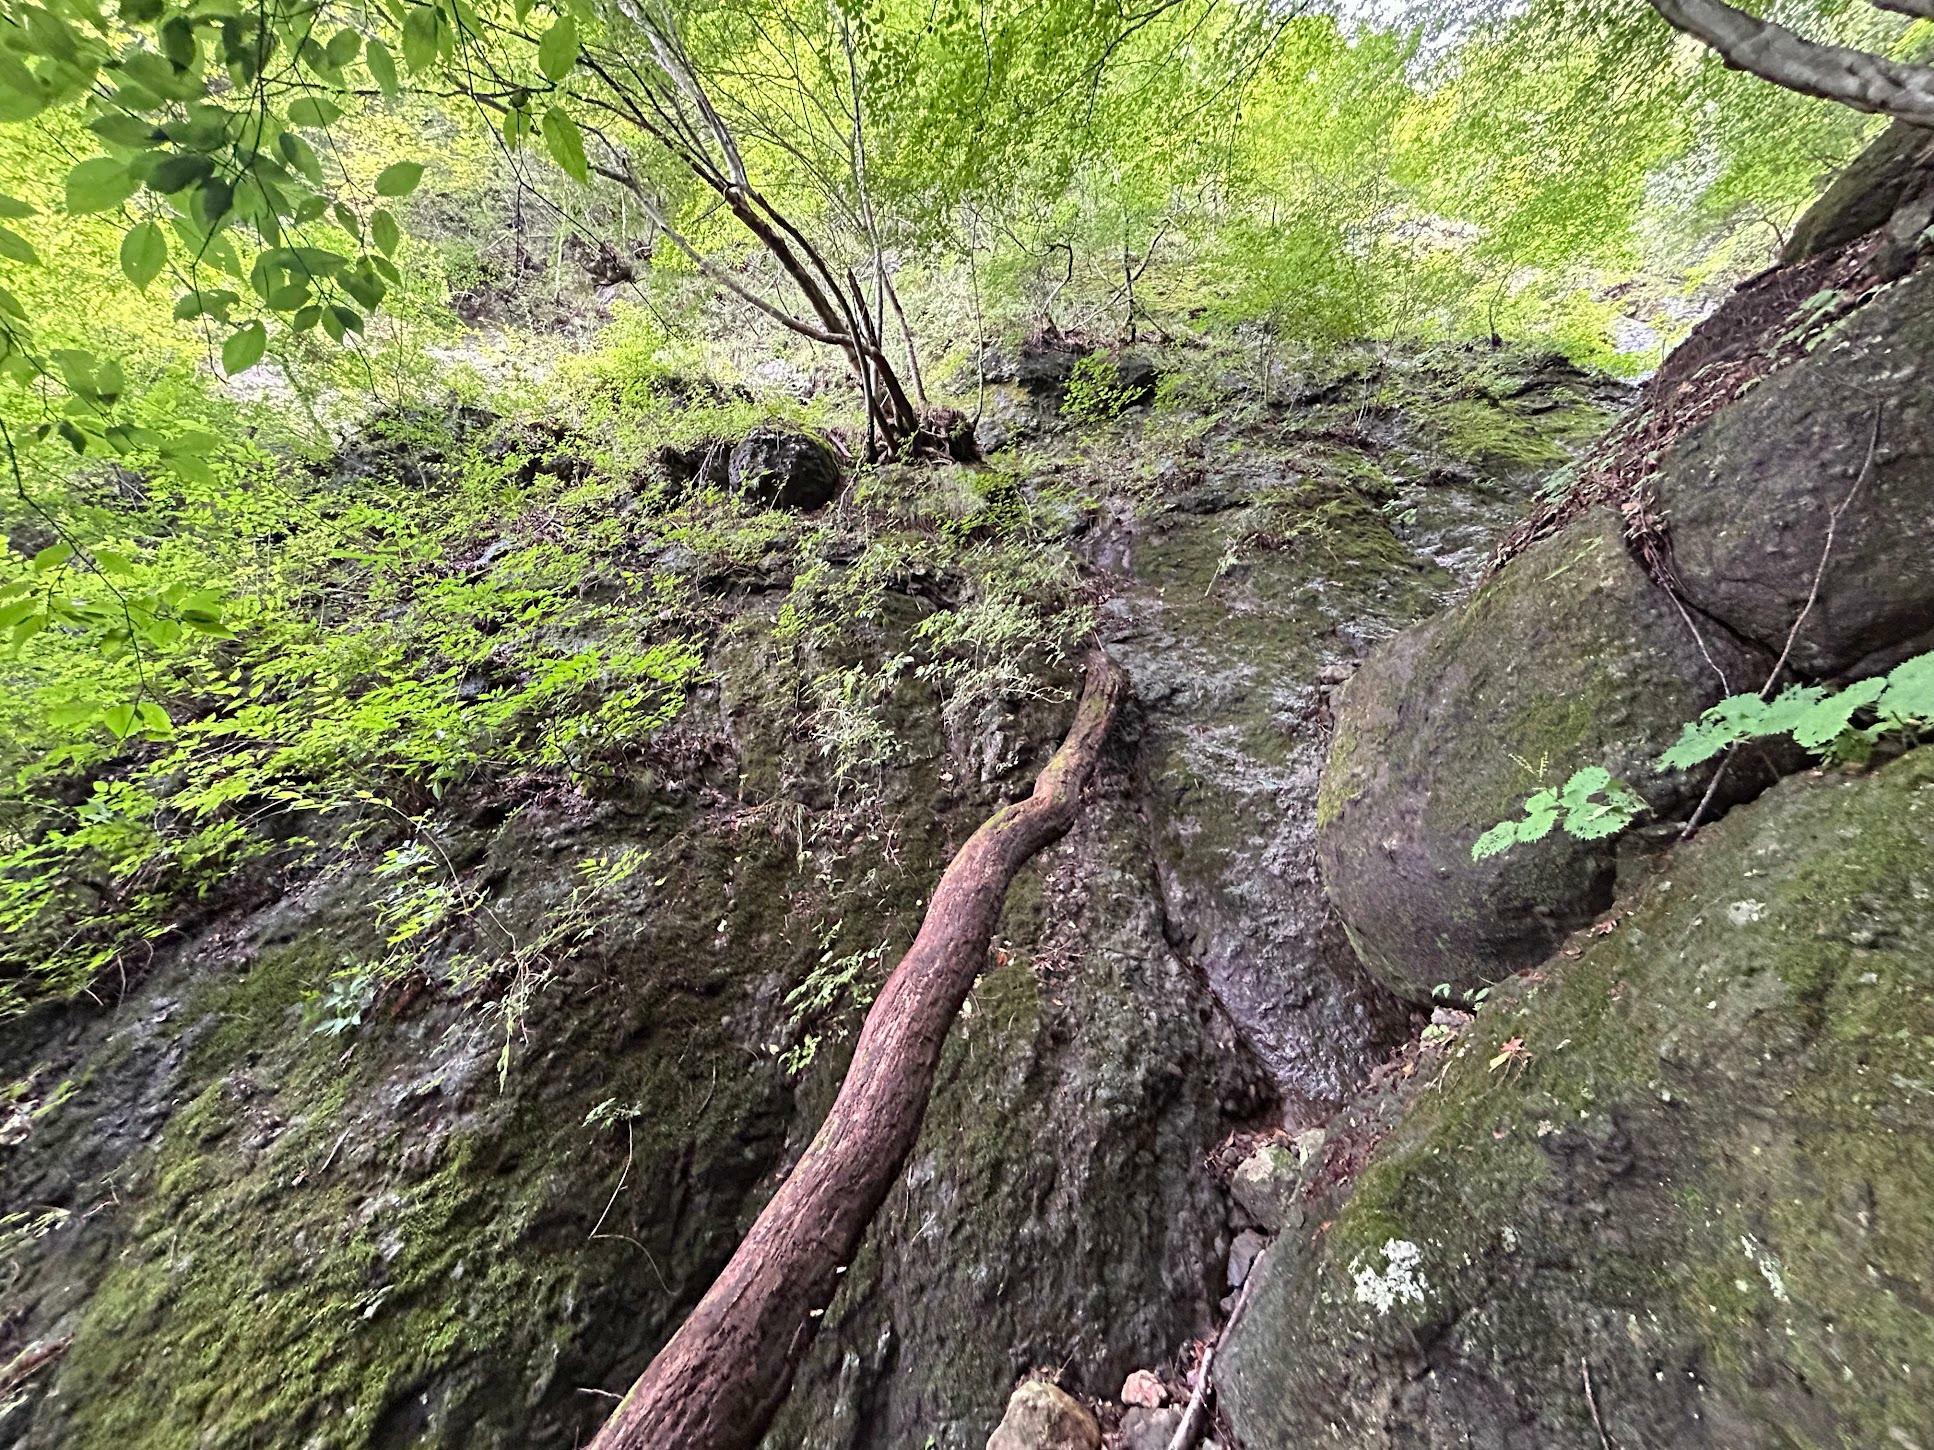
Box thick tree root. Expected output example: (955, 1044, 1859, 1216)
(592, 650, 1131, 1450)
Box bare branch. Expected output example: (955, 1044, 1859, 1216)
(1649, 0, 1934, 125)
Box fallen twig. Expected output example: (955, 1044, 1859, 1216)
(1166, 1264, 1262, 1450)
(1582, 1357, 1613, 1450)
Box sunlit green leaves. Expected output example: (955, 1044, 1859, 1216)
(371, 207, 401, 255)
(119, 219, 168, 288)
(287, 95, 344, 128)
(542, 106, 588, 184)
(375, 160, 423, 197)
(538, 16, 579, 79)
(221, 319, 266, 374)
(366, 35, 399, 94)
(65, 157, 136, 213)
(0, 224, 35, 263)
(402, 5, 440, 71)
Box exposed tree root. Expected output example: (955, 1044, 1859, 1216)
(591, 650, 1132, 1450)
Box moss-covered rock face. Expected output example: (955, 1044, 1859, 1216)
(1654, 263, 1934, 680)
(1317, 508, 1767, 1003)
(1221, 749, 1934, 1449)
(0, 342, 1623, 1450)
(1097, 349, 1624, 1110)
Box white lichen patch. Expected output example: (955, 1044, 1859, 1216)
(1727, 900, 1766, 926)
(1740, 1234, 1789, 1301)
(1352, 1238, 1429, 1315)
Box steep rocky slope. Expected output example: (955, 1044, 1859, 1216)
(1218, 123, 1934, 1448)
(0, 347, 1616, 1448)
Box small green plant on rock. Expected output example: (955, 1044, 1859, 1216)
(1472, 766, 1645, 861)
(1473, 649, 1934, 860)
(1659, 651, 1934, 770)
(1061, 353, 1138, 424)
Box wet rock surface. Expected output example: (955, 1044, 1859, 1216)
(1091, 358, 1618, 1106)
(1220, 749, 1934, 1449)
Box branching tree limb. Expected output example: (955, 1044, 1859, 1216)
(590, 650, 1132, 1450)
(1648, 0, 1934, 125)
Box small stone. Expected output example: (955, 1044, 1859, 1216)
(1292, 1127, 1328, 1166)
(1120, 1405, 1186, 1450)
(1230, 1144, 1300, 1231)
(1120, 1369, 1166, 1409)
(987, 1380, 1101, 1450)
(1228, 1228, 1268, 1289)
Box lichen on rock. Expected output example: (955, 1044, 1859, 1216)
(1221, 749, 1934, 1448)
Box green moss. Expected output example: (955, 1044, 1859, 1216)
(1232, 752, 1934, 1447)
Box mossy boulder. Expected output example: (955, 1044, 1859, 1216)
(1317, 508, 1765, 1003)
(729, 426, 842, 511)
(1654, 265, 1934, 679)
(1221, 748, 1934, 1448)
(1781, 120, 1934, 266)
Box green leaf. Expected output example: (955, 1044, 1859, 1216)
(0, 194, 34, 218)
(402, 6, 440, 72)
(1470, 820, 1519, 862)
(325, 27, 363, 68)
(1790, 675, 1886, 750)
(66, 157, 137, 214)
(222, 321, 267, 375)
(119, 220, 168, 289)
(371, 207, 400, 256)
(102, 702, 138, 740)
(374, 161, 423, 197)
(149, 152, 216, 195)
(538, 16, 578, 80)
(31, 541, 74, 571)
(137, 700, 175, 734)
(0, 226, 37, 264)
(1879, 650, 1934, 725)
(542, 106, 588, 184)
(366, 36, 399, 95)
(287, 95, 343, 128)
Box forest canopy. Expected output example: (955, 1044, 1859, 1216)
(0, 0, 1920, 1024)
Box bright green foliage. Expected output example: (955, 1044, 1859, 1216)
(1061, 353, 1139, 425)
(1661, 650, 1934, 769)
(1475, 650, 1934, 858)
(1472, 765, 1645, 861)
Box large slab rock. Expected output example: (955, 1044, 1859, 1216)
(1781, 120, 1934, 266)
(1318, 509, 1764, 1003)
(1655, 265, 1934, 679)
(1220, 748, 1934, 1449)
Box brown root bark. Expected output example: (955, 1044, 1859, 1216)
(590, 651, 1131, 1450)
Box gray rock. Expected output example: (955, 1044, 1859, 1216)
(986, 1380, 1101, 1450)
(1782, 120, 1934, 265)
(1220, 748, 1934, 1448)
(1230, 1145, 1301, 1231)
(1228, 1228, 1268, 1289)
(1317, 508, 1766, 1002)
(728, 426, 842, 511)
(1655, 264, 1934, 678)
(1015, 337, 1085, 400)
(1120, 1405, 1186, 1450)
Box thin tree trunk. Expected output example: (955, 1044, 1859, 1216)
(592, 651, 1131, 1450)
